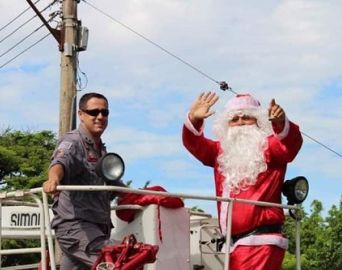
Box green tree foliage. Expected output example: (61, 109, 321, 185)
(1, 240, 41, 267)
(325, 199, 342, 269)
(190, 206, 205, 213)
(0, 129, 56, 190)
(283, 197, 342, 270)
(0, 129, 56, 267)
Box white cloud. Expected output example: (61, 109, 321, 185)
(103, 127, 182, 162)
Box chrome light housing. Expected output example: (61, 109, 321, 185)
(96, 153, 125, 183)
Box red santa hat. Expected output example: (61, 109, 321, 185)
(224, 94, 261, 112)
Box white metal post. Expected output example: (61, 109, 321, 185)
(30, 194, 47, 270)
(223, 201, 233, 270)
(295, 218, 302, 270)
(42, 192, 57, 270)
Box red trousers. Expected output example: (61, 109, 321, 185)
(229, 245, 285, 270)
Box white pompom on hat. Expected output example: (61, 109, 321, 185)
(224, 94, 261, 113)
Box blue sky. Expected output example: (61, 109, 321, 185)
(1, 0, 341, 216)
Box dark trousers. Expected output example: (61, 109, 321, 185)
(55, 220, 111, 270)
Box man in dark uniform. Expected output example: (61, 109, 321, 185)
(43, 92, 125, 269)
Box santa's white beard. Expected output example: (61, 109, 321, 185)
(218, 125, 268, 194)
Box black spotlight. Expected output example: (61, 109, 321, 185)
(96, 153, 125, 183)
(282, 176, 309, 220)
(282, 176, 309, 205)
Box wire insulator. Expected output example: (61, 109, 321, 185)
(219, 81, 229, 91)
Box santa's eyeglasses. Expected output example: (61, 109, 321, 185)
(229, 114, 256, 123)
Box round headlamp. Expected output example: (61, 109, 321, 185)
(96, 153, 125, 183)
(282, 176, 309, 205)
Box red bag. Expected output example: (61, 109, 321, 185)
(116, 186, 184, 223)
(116, 186, 184, 242)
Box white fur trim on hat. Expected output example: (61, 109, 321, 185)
(224, 94, 261, 112)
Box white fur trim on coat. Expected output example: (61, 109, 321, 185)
(273, 117, 290, 140)
(184, 112, 204, 136)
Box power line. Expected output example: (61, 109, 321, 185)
(0, 33, 51, 69)
(0, 1, 57, 44)
(301, 131, 342, 158)
(0, 15, 37, 44)
(0, 0, 41, 33)
(0, 24, 45, 58)
(81, 0, 235, 94)
(0, 11, 58, 59)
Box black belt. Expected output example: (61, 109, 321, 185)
(217, 224, 282, 250)
(231, 224, 282, 243)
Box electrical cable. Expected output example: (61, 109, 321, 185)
(0, 11, 58, 59)
(0, 0, 41, 33)
(76, 56, 88, 91)
(0, 33, 51, 69)
(0, 24, 45, 58)
(0, 1, 57, 44)
(301, 131, 342, 158)
(0, 15, 37, 44)
(81, 0, 235, 94)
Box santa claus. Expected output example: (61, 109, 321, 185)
(182, 92, 302, 270)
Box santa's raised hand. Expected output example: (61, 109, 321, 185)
(189, 91, 219, 125)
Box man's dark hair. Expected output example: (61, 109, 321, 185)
(79, 92, 108, 110)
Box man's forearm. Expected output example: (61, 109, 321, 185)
(48, 164, 64, 184)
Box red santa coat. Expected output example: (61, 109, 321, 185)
(182, 117, 302, 246)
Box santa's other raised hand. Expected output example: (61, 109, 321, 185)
(268, 98, 286, 131)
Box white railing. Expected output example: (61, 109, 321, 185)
(0, 190, 47, 270)
(0, 186, 303, 270)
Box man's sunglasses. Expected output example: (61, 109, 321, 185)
(82, 109, 109, 117)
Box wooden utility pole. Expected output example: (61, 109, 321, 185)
(59, 0, 78, 137)
(26, 0, 78, 137)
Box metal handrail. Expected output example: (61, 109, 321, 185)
(0, 186, 303, 270)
